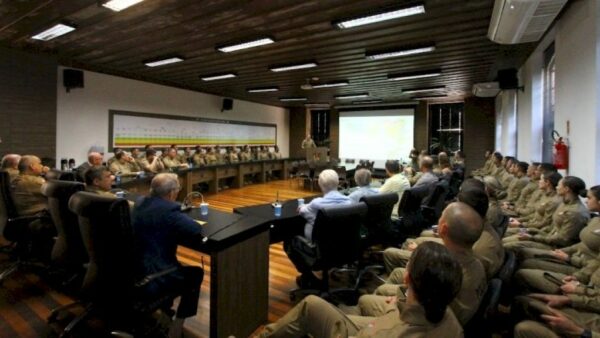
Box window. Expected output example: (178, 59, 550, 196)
(310, 109, 330, 147)
(428, 103, 464, 155)
(542, 43, 555, 162)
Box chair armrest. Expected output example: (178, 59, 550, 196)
(135, 266, 179, 287)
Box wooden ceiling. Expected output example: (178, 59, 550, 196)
(0, 0, 537, 108)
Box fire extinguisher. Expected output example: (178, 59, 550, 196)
(552, 130, 569, 170)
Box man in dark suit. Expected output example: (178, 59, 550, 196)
(132, 173, 205, 337)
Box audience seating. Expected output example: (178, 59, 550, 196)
(464, 278, 502, 338)
(420, 179, 449, 226)
(289, 203, 368, 305)
(0, 171, 49, 282)
(48, 192, 179, 337)
(41, 180, 86, 281)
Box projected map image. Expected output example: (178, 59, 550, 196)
(339, 109, 414, 162)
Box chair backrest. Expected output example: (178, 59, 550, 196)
(297, 162, 311, 176)
(494, 215, 510, 238)
(41, 180, 86, 268)
(495, 250, 516, 285)
(0, 171, 18, 235)
(360, 193, 398, 244)
(312, 203, 368, 268)
(69, 191, 134, 306)
(421, 180, 449, 223)
(464, 278, 502, 338)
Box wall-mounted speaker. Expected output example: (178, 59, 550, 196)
(63, 69, 84, 92)
(497, 68, 519, 90)
(222, 98, 233, 112)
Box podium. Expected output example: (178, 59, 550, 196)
(306, 147, 328, 164)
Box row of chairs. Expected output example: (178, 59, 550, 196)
(0, 172, 182, 337)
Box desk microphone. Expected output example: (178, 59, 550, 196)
(271, 190, 280, 207)
(181, 191, 203, 211)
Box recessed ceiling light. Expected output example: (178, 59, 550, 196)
(144, 56, 185, 67)
(102, 0, 144, 12)
(31, 23, 76, 41)
(217, 37, 275, 53)
(334, 3, 425, 29)
(403, 86, 446, 93)
(366, 45, 435, 60)
(279, 97, 308, 102)
(270, 62, 318, 72)
(247, 87, 279, 93)
(312, 81, 350, 89)
(388, 69, 442, 81)
(200, 73, 237, 81)
(335, 93, 369, 99)
(352, 100, 383, 104)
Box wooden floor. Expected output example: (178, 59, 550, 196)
(0, 178, 312, 338)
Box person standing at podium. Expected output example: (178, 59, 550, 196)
(301, 134, 316, 149)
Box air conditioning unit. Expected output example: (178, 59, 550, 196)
(488, 0, 568, 44)
(473, 82, 500, 97)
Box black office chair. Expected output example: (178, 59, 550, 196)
(289, 203, 368, 304)
(356, 193, 398, 283)
(494, 214, 510, 238)
(48, 192, 179, 337)
(393, 185, 430, 242)
(295, 162, 312, 189)
(495, 250, 517, 305)
(0, 171, 49, 282)
(334, 166, 348, 189)
(464, 278, 502, 338)
(421, 179, 449, 226)
(41, 180, 86, 284)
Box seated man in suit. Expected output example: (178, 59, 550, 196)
(1, 153, 21, 182)
(132, 173, 205, 337)
(284, 169, 351, 288)
(259, 241, 463, 338)
(76, 152, 103, 182)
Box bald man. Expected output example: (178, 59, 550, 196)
(358, 202, 487, 326)
(1, 153, 21, 182)
(76, 152, 103, 182)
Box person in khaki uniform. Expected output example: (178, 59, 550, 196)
(139, 149, 165, 173)
(364, 202, 487, 327)
(511, 186, 600, 294)
(471, 150, 494, 177)
(270, 145, 282, 159)
(180, 147, 192, 164)
(300, 134, 316, 149)
(227, 147, 239, 163)
(259, 146, 270, 160)
(1, 154, 22, 182)
(205, 147, 218, 165)
(513, 259, 600, 338)
(504, 172, 562, 240)
(109, 151, 139, 176)
(504, 162, 539, 216)
(498, 157, 517, 190)
(191, 146, 206, 167)
(11, 155, 49, 216)
(240, 145, 252, 162)
(214, 146, 225, 164)
(84, 166, 116, 198)
(505, 176, 590, 252)
(162, 148, 189, 170)
(258, 241, 464, 338)
(502, 161, 530, 204)
(513, 163, 558, 217)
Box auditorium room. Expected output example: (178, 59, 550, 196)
(1, 0, 600, 337)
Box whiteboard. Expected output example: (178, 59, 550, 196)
(109, 110, 277, 149)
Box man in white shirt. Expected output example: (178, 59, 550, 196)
(379, 160, 410, 220)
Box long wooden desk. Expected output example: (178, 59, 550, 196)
(119, 158, 299, 199)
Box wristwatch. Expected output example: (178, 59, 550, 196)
(581, 328, 592, 338)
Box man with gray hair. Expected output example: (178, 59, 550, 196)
(285, 169, 351, 288)
(413, 155, 438, 188)
(1, 153, 21, 182)
(349, 168, 378, 203)
(132, 173, 205, 337)
(76, 151, 103, 182)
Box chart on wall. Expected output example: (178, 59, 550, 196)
(109, 110, 277, 149)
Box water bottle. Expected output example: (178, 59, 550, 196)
(60, 158, 68, 171)
(68, 158, 76, 169)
